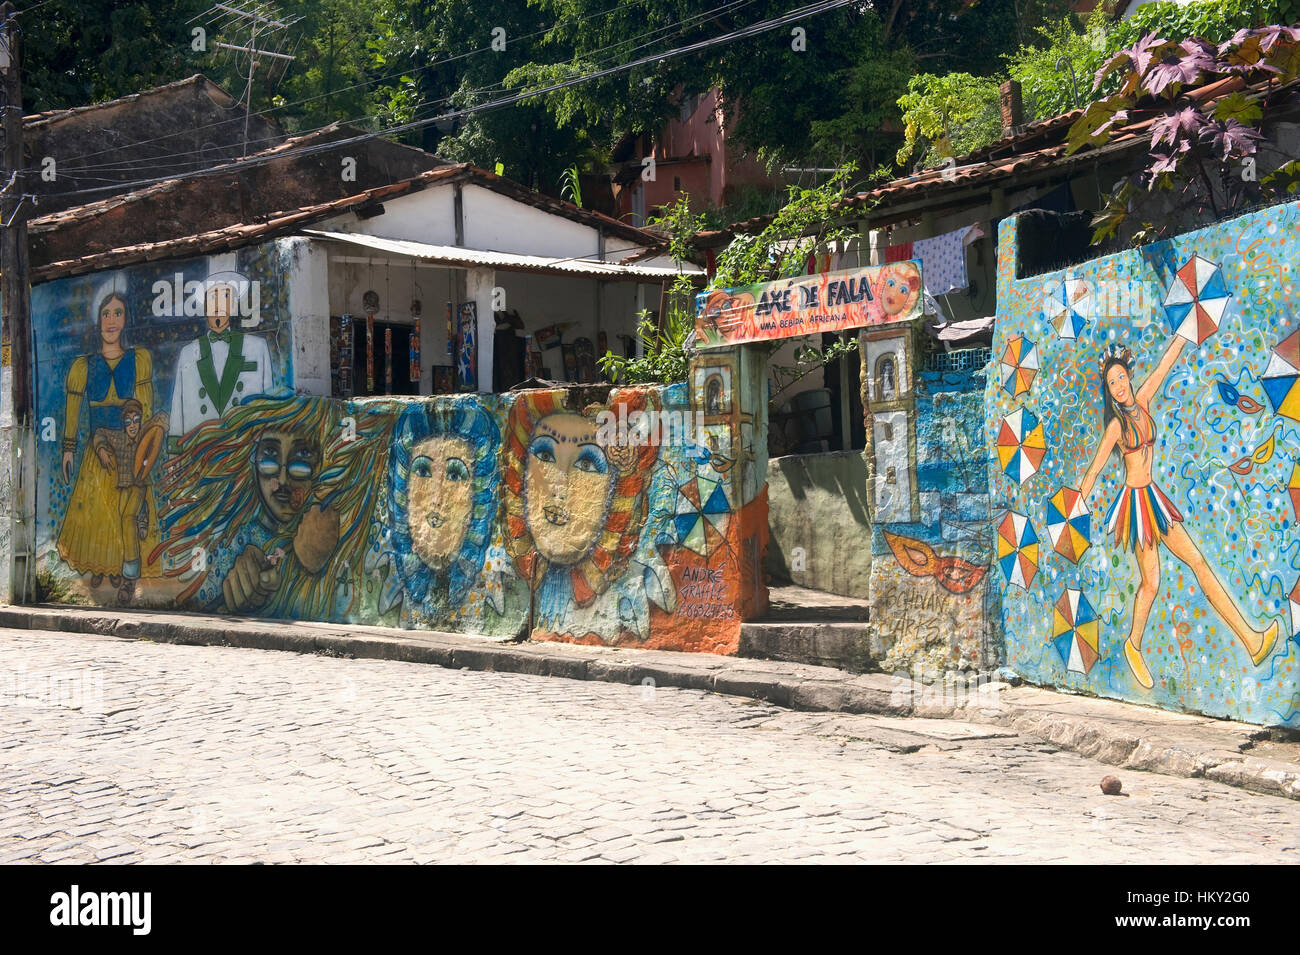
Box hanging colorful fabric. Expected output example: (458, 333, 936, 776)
(366, 312, 375, 391)
(384, 327, 393, 394)
(446, 301, 454, 360)
(410, 320, 421, 384)
(457, 302, 477, 391)
(337, 314, 353, 397)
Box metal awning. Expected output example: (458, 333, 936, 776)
(301, 229, 702, 281)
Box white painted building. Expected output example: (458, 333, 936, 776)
(279, 168, 699, 396)
(34, 163, 701, 401)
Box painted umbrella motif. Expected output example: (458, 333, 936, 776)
(1045, 278, 1093, 340)
(1044, 486, 1091, 564)
(673, 475, 731, 557)
(1262, 328, 1300, 423)
(1290, 463, 1300, 520)
(1291, 578, 1300, 644)
(1052, 587, 1100, 676)
(999, 334, 1039, 397)
(1163, 254, 1229, 345)
(996, 510, 1039, 589)
(996, 407, 1047, 485)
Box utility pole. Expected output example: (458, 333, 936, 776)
(0, 0, 30, 605)
(1, 0, 30, 423)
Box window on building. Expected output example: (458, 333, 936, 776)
(679, 92, 699, 122)
(346, 318, 421, 397)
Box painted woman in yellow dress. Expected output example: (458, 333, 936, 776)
(56, 286, 163, 588)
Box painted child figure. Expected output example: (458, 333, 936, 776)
(91, 399, 169, 603)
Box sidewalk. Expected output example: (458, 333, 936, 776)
(3, 603, 1298, 801)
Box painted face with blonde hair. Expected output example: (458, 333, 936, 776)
(407, 435, 475, 570)
(524, 413, 612, 565)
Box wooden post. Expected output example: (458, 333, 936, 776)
(0, 1, 29, 605)
(0, 1, 30, 424)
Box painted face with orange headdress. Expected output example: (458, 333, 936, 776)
(503, 389, 658, 607)
(878, 263, 921, 317)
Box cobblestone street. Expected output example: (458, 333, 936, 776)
(2, 629, 1298, 864)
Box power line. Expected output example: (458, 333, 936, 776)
(47, 0, 852, 201)
(46, 0, 769, 175)
(48, 0, 670, 171)
(47, 0, 768, 191)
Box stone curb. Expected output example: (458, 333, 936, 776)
(4, 604, 1297, 801)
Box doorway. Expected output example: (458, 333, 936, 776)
(352, 319, 420, 396)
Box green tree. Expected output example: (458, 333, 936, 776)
(18, 0, 1077, 197)
(21, 0, 209, 112)
(602, 169, 864, 386)
(506, 0, 1064, 175)
(895, 72, 1002, 168)
(898, 0, 1300, 169)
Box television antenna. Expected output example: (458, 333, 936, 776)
(189, 2, 302, 156)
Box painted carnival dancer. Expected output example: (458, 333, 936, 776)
(57, 278, 164, 592)
(1078, 340, 1278, 689)
(155, 394, 391, 620)
(381, 398, 516, 630)
(502, 389, 664, 642)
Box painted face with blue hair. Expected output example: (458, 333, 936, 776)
(389, 399, 500, 607)
(409, 434, 474, 569)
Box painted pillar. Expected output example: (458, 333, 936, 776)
(283, 238, 332, 396)
(467, 267, 495, 393)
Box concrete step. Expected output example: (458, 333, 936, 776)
(762, 584, 870, 622)
(739, 620, 881, 673)
(742, 584, 878, 671)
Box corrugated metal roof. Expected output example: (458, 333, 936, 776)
(303, 229, 703, 281)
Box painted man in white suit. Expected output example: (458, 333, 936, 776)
(169, 282, 275, 447)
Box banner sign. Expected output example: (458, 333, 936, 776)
(695, 261, 923, 348)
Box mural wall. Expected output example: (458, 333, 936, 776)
(991, 203, 1300, 726)
(31, 250, 768, 653)
(863, 326, 996, 675)
(35, 244, 293, 606)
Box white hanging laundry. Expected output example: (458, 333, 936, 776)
(914, 225, 977, 295)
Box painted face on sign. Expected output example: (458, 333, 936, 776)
(407, 435, 474, 570)
(525, 413, 612, 565)
(254, 430, 320, 525)
(99, 295, 127, 348)
(879, 265, 920, 316)
(206, 284, 235, 335)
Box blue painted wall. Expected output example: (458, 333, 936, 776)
(991, 202, 1300, 725)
